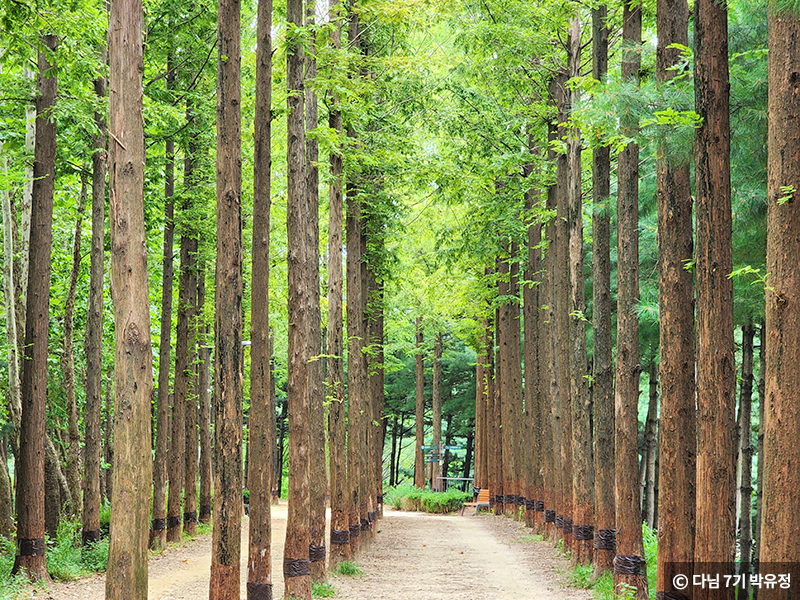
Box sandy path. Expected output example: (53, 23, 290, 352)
(33, 505, 591, 600)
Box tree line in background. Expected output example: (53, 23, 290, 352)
(2, 0, 800, 599)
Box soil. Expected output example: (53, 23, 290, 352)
(29, 503, 593, 600)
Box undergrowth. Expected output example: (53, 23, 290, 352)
(337, 561, 363, 576)
(312, 581, 336, 597)
(384, 484, 471, 514)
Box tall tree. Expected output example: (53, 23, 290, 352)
(284, 0, 311, 595)
(759, 0, 800, 569)
(655, 0, 696, 592)
(13, 33, 58, 582)
(591, 2, 615, 578)
(614, 2, 648, 597)
(738, 321, 755, 576)
(247, 0, 274, 594)
(63, 176, 87, 518)
(105, 0, 154, 592)
(431, 333, 443, 491)
(209, 0, 244, 591)
(151, 56, 176, 551)
(327, 0, 350, 567)
(694, 0, 736, 593)
(197, 270, 212, 526)
(414, 317, 425, 488)
(83, 49, 107, 549)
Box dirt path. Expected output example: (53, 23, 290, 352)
(31, 505, 592, 600)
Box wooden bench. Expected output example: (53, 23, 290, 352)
(460, 488, 490, 516)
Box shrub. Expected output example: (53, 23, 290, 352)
(337, 561, 363, 576)
(312, 581, 336, 597)
(384, 484, 471, 514)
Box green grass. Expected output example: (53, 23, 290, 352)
(336, 561, 363, 576)
(383, 484, 471, 514)
(312, 581, 336, 597)
(588, 522, 659, 600)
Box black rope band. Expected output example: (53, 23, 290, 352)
(349, 524, 361, 538)
(656, 593, 691, 600)
(368, 511, 377, 523)
(331, 529, 350, 545)
(360, 518, 370, 531)
(525, 499, 535, 510)
(247, 582, 274, 600)
(613, 554, 647, 577)
(377, 494, 384, 503)
(18, 537, 45, 557)
(152, 517, 166, 531)
(594, 528, 617, 551)
(82, 529, 101, 546)
(544, 509, 556, 523)
(200, 504, 212, 517)
(167, 515, 181, 529)
(184, 510, 198, 524)
(515, 495, 525, 506)
(563, 518, 573, 534)
(535, 501, 544, 511)
(496, 494, 504, 504)
(555, 514, 564, 529)
(489, 496, 496, 505)
(309, 544, 325, 563)
(573, 525, 594, 540)
(283, 557, 311, 578)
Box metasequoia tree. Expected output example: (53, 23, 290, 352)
(694, 0, 736, 594)
(613, 2, 648, 597)
(414, 317, 425, 488)
(247, 0, 274, 595)
(14, 33, 58, 581)
(209, 0, 244, 591)
(431, 333, 443, 492)
(284, 0, 312, 595)
(759, 0, 800, 570)
(327, 0, 350, 567)
(738, 321, 755, 574)
(197, 271, 212, 526)
(655, 0, 696, 592)
(591, 2, 615, 578)
(152, 57, 176, 551)
(105, 0, 154, 593)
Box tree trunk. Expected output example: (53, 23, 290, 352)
(45, 434, 67, 540)
(644, 361, 658, 529)
(64, 176, 87, 520)
(414, 317, 425, 488)
(613, 3, 647, 597)
(209, 0, 244, 592)
(591, 3, 615, 578)
(305, 1, 326, 579)
(284, 0, 311, 594)
(276, 392, 287, 500)
(198, 270, 212, 525)
(486, 315, 501, 512)
(183, 260, 200, 537)
(13, 33, 58, 582)
(151, 55, 176, 551)
(432, 334, 443, 492)
(83, 64, 107, 548)
(753, 323, 765, 596)
(0, 442, 12, 538)
(760, 5, 800, 569)
(103, 365, 114, 503)
(694, 0, 736, 594)
(247, 0, 273, 594)
(105, 0, 154, 593)
(327, 0, 349, 564)
(496, 251, 513, 514)
(738, 321, 755, 577)
(654, 0, 696, 593)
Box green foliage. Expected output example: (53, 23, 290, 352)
(312, 582, 336, 597)
(47, 519, 108, 581)
(567, 564, 594, 588)
(336, 561, 363, 577)
(384, 484, 471, 514)
(0, 537, 26, 600)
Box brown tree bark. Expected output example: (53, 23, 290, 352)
(13, 33, 58, 582)
(655, 0, 696, 593)
(566, 14, 593, 565)
(247, 0, 274, 595)
(759, 5, 800, 569)
(643, 361, 658, 529)
(613, 3, 647, 597)
(694, 0, 736, 595)
(83, 64, 107, 548)
(486, 315, 500, 512)
(105, 0, 154, 593)
(151, 56, 176, 551)
(284, 0, 311, 594)
(209, 0, 244, 592)
(475, 321, 489, 492)
(305, 1, 326, 579)
(591, 3, 615, 578)
(753, 324, 765, 595)
(738, 321, 755, 576)
(414, 317, 425, 489)
(102, 365, 114, 503)
(327, 0, 350, 565)
(64, 176, 87, 519)
(198, 270, 212, 526)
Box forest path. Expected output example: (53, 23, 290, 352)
(34, 505, 592, 600)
